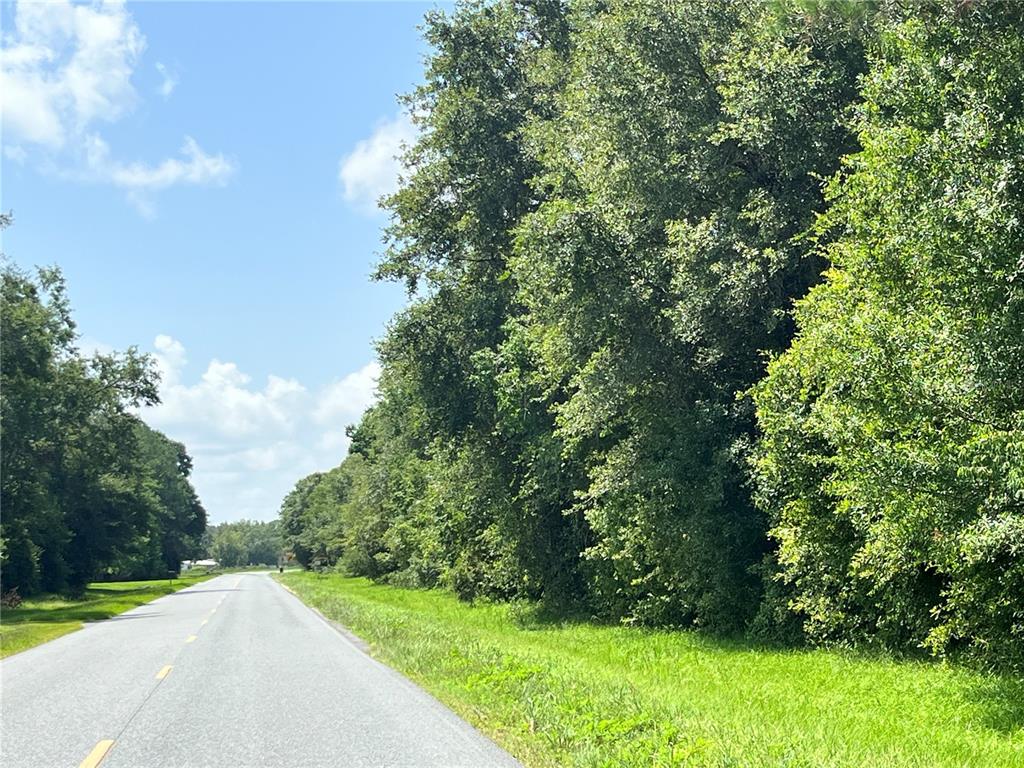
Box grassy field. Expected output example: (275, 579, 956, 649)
(279, 572, 1023, 768)
(0, 571, 217, 658)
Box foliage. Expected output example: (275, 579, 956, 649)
(1, 261, 206, 594)
(753, 3, 1024, 670)
(279, 0, 1023, 670)
(285, 0, 864, 620)
(206, 519, 283, 567)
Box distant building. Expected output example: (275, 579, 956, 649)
(181, 559, 219, 571)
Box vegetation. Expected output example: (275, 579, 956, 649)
(279, 0, 1023, 673)
(204, 519, 283, 567)
(0, 571, 215, 659)
(752, 3, 1024, 670)
(1, 256, 207, 596)
(280, 572, 1024, 768)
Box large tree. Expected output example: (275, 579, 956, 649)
(1, 261, 206, 592)
(753, 2, 1024, 668)
(279, 0, 1021, 669)
(506, 0, 866, 629)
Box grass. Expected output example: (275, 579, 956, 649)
(279, 572, 1023, 768)
(0, 570, 217, 659)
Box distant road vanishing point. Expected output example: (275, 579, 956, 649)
(1, 572, 521, 768)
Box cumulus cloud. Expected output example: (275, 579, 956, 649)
(139, 336, 380, 522)
(4, 145, 28, 163)
(0, 0, 143, 148)
(338, 112, 416, 213)
(77, 336, 115, 358)
(153, 333, 186, 385)
(314, 361, 381, 424)
(151, 358, 305, 440)
(0, 0, 234, 213)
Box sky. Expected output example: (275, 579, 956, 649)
(0, 0, 447, 523)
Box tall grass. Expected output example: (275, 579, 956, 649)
(280, 572, 1023, 768)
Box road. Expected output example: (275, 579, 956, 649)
(0, 572, 522, 768)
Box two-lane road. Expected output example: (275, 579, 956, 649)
(0, 573, 521, 767)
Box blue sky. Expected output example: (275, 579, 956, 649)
(1, 1, 447, 522)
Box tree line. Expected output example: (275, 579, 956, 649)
(280, 0, 1023, 671)
(204, 519, 283, 568)
(1, 252, 207, 595)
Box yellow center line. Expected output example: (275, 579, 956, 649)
(185, 635, 197, 643)
(201, 618, 208, 626)
(79, 739, 115, 768)
(156, 665, 172, 680)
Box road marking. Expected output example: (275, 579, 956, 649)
(156, 665, 172, 680)
(185, 635, 197, 643)
(233, 577, 242, 588)
(79, 739, 114, 768)
(210, 607, 216, 614)
(201, 618, 208, 626)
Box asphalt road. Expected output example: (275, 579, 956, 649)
(1, 572, 522, 768)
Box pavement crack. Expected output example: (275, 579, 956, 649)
(105, 658, 176, 754)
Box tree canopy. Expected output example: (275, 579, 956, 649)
(1, 260, 207, 593)
(277, 0, 1022, 671)
(205, 519, 284, 568)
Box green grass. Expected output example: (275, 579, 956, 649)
(0, 571, 217, 658)
(279, 572, 1023, 768)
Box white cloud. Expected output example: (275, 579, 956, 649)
(84, 134, 235, 191)
(153, 333, 186, 384)
(139, 335, 380, 522)
(155, 61, 177, 98)
(314, 361, 381, 424)
(317, 430, 350, 452)
(0, 1, 234, 213)
(151, 358, 304, 440)
(0, 0, 143, 148)
(338, 113, 416, 213)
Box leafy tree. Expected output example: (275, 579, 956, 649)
(509, 0, 863, 628)
(279, 0, 1022, 671)
(368, 0, 580, 603)
(207, 520, 283, 568)
(112, 423, 207, 578)
(753, 3, 1024, 668)
(279, 473, 326, 568)
(1, 258, 206, 592)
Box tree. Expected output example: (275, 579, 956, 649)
(112, 423, 207, 578)
(753, 2, 1024, 668)
(279, 473, 325, 568)
(208, 520, 283, 567)
(1, 259, 206, 592)
(279, 0, 1021, 670)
